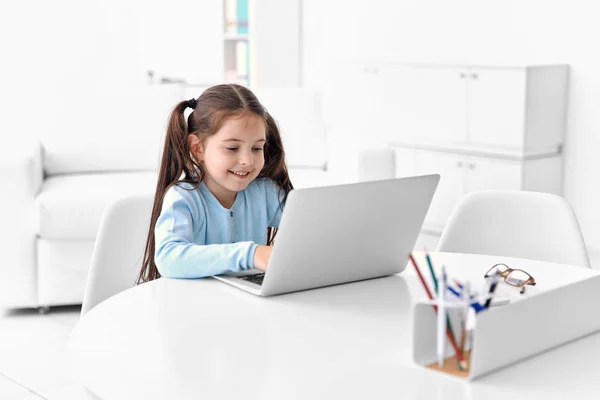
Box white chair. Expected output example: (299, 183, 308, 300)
(80, 194, 154, 317)
(437, 190, 590, 268)
(358, 148, 396, 182)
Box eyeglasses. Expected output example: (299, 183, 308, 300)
(484, 263, 536, 294)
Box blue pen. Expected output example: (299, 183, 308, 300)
(484, 271, 502, 309)
(447, 285, 485, 313)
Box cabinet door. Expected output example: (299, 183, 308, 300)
(463, 157, 523, 193)
(468, 68, 527, 148)
(381, 65, 467, 144)
(413, 150, 465, 233)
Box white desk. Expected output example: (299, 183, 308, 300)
(69, 252, 600, 400)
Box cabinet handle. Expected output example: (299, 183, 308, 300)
(459, 72, 466, 79)
(468, 163, 475, 169)
(471, 73, 478, 79)
(456, 161, 463, 167)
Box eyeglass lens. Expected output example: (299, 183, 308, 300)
(505, 270, 532, 287)
(487, 264, 508, 276)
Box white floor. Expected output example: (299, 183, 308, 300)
(2, 249, 600, 400)
(0, 305, 91, 400)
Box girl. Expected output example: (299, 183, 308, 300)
(137, 84, 293, 283)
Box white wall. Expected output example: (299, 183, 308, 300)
(1, 0, 146, 145)
(0, 0, 219, 100)
(3, 0, 598, 250)
(0, 0, 222, 153)
(303, 0, 600, 251)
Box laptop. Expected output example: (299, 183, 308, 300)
(213, 174, 440, 296)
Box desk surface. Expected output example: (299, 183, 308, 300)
(69, 252, 600, 400)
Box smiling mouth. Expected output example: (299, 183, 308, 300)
(229, 170, 251, 178)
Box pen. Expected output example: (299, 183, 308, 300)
(451, 282, 509, 310)
(459, 282, 470, 363)
(484, 271, 501, 309)
(425, 254, 461, 364)
(425, 251, 438, 292)
(446, 285, 487, 313)
(437, 266, 447, 367)
(447, 285, 464, 298)
(409, 254, 465, 364)
(410, 254, 435, 300)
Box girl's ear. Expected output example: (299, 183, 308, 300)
(187, 134, 203, 162)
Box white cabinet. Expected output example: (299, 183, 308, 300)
(378, 62, 569, 236)
(463, 157, 523, 193)
(386, 64, 568, 154)
(322, 61, 568, 237)
(323, 61, 567, 153)
(467, 68, 527, 148)
(395, 147, 562, 233)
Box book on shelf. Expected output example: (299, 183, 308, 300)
(224, 0, 237, 34)
(236, 0, 248, 34)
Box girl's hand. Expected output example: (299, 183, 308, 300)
(254, 245, 272, 271)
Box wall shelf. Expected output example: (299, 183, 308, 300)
(224, 33, 249, 41)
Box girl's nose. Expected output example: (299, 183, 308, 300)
(238, 150, 254, 166)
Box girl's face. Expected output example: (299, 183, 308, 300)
(192, 113, 266, 207)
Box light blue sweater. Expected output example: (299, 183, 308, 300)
(154, 178, 284, 278)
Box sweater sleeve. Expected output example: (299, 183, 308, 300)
(154, 187, 258, 278)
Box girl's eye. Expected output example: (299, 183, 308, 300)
(253, 148, 264, 152)
(226, 148, 238, 151)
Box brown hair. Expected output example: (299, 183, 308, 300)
(137, 84, 293, 283)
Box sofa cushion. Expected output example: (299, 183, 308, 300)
(35, 171, 158, 240)
(34, 168, 332, 240)
(251, 88, 327, 169)
(40, 84, 184, 175)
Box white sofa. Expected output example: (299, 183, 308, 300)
(0, 84, 390, 310)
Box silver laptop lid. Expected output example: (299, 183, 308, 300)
(261, 174, 439, 296)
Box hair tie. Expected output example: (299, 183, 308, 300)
(187, 98, 197, 109)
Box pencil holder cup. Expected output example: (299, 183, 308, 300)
(412, 301, 474, 379)
(412, 274, 600, 381)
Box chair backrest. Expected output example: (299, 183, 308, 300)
(81, 193, 155, 317)
(437, 190, 590, 268)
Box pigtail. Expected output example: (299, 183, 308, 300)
(261, 112, 294, 246)
(137, 99, 199, 284)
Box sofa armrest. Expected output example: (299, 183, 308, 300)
(0, 140, 43, 307)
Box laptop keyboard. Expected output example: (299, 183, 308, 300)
(240, 273, 265, 286)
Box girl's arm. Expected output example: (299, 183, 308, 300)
(156, 239, 258, 279)
(154, 189, 258, 279)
